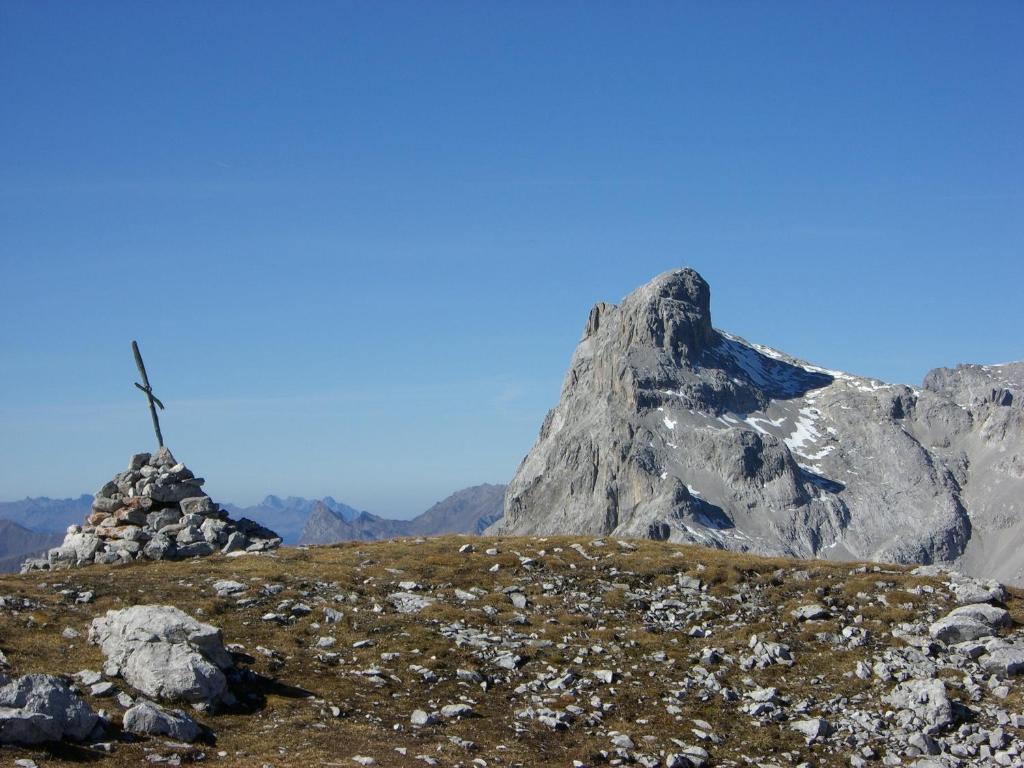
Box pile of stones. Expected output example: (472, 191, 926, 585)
(22, 448, 280, 572)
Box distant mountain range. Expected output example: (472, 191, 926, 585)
(0, 485, 507, 571)
(0, 495, 94, 534)
(221, 495, 365, 544)
(299, 483, 506, 544)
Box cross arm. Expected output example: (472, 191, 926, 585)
(134, 381, 165, 410)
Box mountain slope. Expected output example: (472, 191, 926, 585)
(299, 501, 412, 544)
(406, 483, 506, 536)
(298, 484, 508, 545)
(491, 268, 1024, 583)
(0, 519, 63, 572)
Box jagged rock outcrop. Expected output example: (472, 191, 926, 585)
(22, 448, 281, 571)
(491, 268, 1024, 583)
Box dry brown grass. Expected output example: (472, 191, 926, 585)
(0, 536, 1018, 767)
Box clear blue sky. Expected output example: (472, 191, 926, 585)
(1, 2, 1021, 515)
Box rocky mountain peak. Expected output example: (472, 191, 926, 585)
(494, 269, 1024, 584)
(309, 500, 334, 518)
(586, 267, 714, 366)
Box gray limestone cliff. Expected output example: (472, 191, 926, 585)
(490, 268, 1024, 583)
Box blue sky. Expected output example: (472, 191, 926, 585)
(1, 2, 1021, 514)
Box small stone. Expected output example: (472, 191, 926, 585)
(212, 580, 247, 597)
(611, 732, 635, 749)
(792, 604, 830, 621)
(791, 717, 832, 744)
(90, 681, 116, 697)
(410, 709, 438, 726)
(441, 703, 474, 719)
(180, 497, 217, 516)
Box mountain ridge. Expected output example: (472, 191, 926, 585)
(298, 483, 507, 545)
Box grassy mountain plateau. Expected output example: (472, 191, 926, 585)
(1, 268, 1021, 766)
(1, 536, 1023, 768)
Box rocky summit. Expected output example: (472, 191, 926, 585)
(22, 448, 281, 572)
(491, 269, 1024, 584)
(0, 536, 1023, 766)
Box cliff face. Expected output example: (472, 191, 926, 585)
(491, 268, 1024, 583)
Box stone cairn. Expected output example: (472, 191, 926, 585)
(23, 447, 281, 572)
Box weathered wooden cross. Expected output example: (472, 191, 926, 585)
(132, 340, 165, 448)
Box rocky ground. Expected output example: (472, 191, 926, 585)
(0, 536, 1022, 767)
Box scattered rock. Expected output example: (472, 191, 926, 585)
(883, 679, 954, 734)
(123, 700, 202, 742)
(791, 604, 830, 621)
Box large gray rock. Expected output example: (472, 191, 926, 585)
(123, 700, 202, 742)
(950, 576, 1008, 605)
(490, 268, 1024, 584)
(980, 646, 1024, 677)
(883, 679, 954, 734)
(929, 615, 994, 644)
(180, 497, 217, 516)
(946, 603, 1011, 628)
(0, 674, 98, 744)
(928, 602, 1009, 644)
(387, 592, 436, 614)
(89, 605, 234, 708)
(48, 532, 102, 567)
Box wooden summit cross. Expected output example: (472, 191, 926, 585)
(132, 340, 165, 448)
